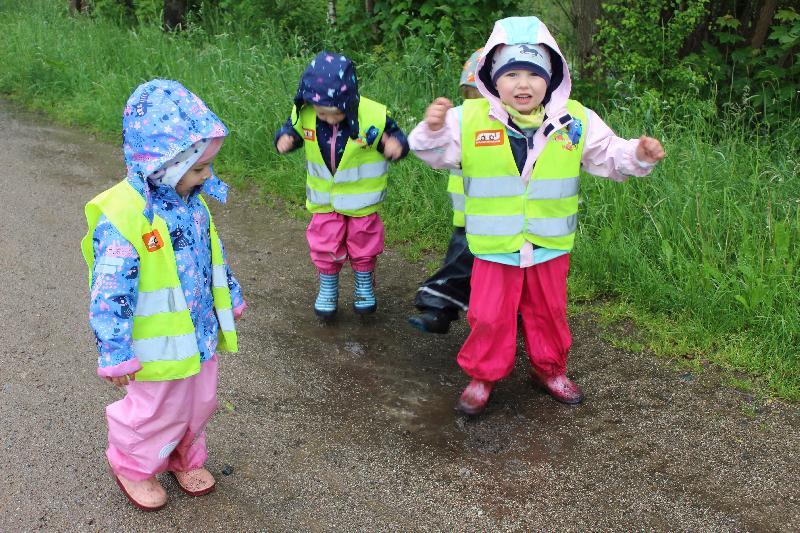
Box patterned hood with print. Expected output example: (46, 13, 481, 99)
(122, 79, 229, 222)
(293, 51, 361, 140)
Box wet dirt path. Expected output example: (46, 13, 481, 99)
(0, 102, 797, 531)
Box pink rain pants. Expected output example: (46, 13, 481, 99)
(457, 255, 572, 382)
(306, 212, 385, 274)
(106, 355, 219, 481)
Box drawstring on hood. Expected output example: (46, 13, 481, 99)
(293, 51, 361, 140)
(122, 79, 229, 222)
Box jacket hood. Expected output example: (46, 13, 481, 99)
(475, 17, 573, 136)
(122, 79, 228, 222)
(293, 51, 360, 140)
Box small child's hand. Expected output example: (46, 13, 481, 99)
(105, 373, 136, 387)
(636, 135, 666, 164)
(425, 97, 453, 132)
(276, 134, 295, 154)
(381, 133, 403, 160)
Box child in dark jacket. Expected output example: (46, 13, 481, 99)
(275, 51, 409, 317)
(408, 49, 482, 335)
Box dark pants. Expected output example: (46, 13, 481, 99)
(414, 227, 474, 319)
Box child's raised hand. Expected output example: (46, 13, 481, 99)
(105, 373, 136, 387)
(425, 97, 453, 132)
(276, 134, 295, 153)
(381, 133, 403, 160)
(636, 135, 666, 164)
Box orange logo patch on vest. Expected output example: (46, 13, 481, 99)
(475, 129, 504, 146)
(303, 128, 316, 141)
(142, 229, 164, 252)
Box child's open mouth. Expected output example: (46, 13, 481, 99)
(514, 94, 532, 103)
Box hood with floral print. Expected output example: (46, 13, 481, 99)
(122, 79, 229, 222)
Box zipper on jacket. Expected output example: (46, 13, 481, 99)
(330, 123, 338, 174)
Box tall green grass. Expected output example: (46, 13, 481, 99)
(1, 1, 797, 399)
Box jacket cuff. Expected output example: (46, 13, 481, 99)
(97, 357, 143, 379)
(409, 121, 452, 150)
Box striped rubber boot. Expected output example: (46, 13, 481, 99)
(314, 273, 339, 318)
(352, 270, 376, 314)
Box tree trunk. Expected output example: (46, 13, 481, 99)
(327, 0, 337, 26)
(69, 0, 89, 15)
(164, 0, 187, 31)
(751, 0, 778, 49)
(571, 0, 602, 80)
(365, 0, 378, 35)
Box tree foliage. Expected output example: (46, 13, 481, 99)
(73, 0, 800, 126)
(590, 0, 800, 124)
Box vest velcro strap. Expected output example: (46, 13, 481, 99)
(133, 332, 199, 362)
(450, 193, 465, 211)
(332, 190, 386, 211)
(212, 265, 228, 288)
(527, 215, 577, 237)
(135, 286, 188, 317)
(306, 186, 331, 206)
(463, 176, 526, 198)
(307, 161, 333, 181)
(333, 161, 389, 184)
(216, 307, 235, 332)
(466, 214, 525, 236)
(528, 177, 579, 200)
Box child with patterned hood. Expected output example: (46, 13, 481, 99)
(81, 79, 246, 510)
(275, 51, 409, 318)
(409, 17, 665, 415)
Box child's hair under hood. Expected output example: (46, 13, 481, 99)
(293, 51, 361, 140)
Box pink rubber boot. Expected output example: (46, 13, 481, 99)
(455, 379, 494, 415)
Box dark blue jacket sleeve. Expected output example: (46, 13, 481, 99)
(377, 116, 410, 160)
(274, 116, 304, 153)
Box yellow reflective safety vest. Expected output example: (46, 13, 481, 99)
(447, 169, 465, 227)
(460, 98, 587, 253)
(293, 97, 389, 217)
(81, 180, 238, 382)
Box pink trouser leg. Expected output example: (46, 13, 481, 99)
(519, 254, 572, 378)
(306, 212, 385, 273)
(346, 213, 384, 272)
(106, 356, 219, 481)
(457, 259, 524, 382)
(307, 213, 348, 274)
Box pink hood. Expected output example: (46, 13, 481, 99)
(475, 17, 573, 137)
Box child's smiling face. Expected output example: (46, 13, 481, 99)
(313, 105, 346, 126)
(494, 70, 548, 114)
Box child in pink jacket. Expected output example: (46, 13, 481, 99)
(409, 17, 665, 415)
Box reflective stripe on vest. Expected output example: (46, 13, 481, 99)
(333, 190, 387, 211)
(305, 160, 391, 183)
(460, 98, 587, 253)
(133, 332, 198, 362)
(135, 286, 188, 317)
(465, 214, 525, 236)
(293, 97, 389, 217)
(463, 176, 526, 198)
